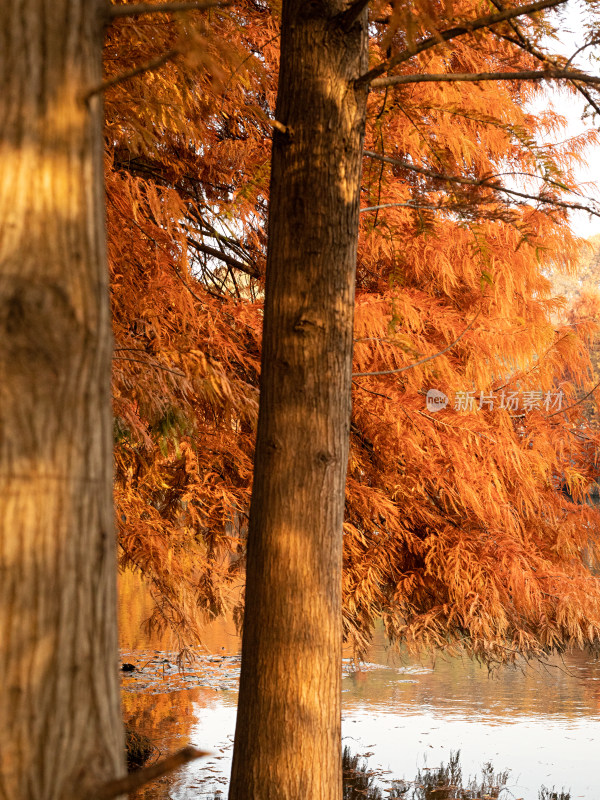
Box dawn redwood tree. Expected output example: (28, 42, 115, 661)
(228, 3, 370, 799)
(99, 2, 600, 799)
(104, 0, 600, 650)
(227, 2, 599, 797)
(104, 0, 600, 660)
(0, 2, 125, 798)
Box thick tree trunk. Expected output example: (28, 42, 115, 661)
(0, 3, 126, 799)
(229, 3, 368, 800)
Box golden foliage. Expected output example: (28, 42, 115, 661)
(106, 0, 600, 663)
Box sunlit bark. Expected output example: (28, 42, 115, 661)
(0, 2, 125, 798)
(229, 3, 369, 799)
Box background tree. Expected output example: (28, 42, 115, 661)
(100, 2, 600, 798)
(105, 0, 600, 660)
(227, 2, 370, 798)
(105, 2, 271, 645)
(0, 1, 125, 798)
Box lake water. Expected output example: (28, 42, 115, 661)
(120, 575, 600, 799)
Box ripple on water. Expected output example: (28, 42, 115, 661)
(119, 640, 600, 800)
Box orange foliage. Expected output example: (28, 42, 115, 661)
(105, 0, 600, 662)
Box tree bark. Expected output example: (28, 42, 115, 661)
(229, 4, 368, 800)
(0, 3, 126, 799)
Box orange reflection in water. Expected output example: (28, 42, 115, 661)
(118, 569, 241, 653)
(119, 570, 239, 799)
(118, 571, 600, 799)
(123, 686, 222, 800)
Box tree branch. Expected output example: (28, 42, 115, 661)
(93, 746, 210, 799)
(107, 0, 226, 18)
(490, 7, 600, 120)
(187, 239, 260, 278)
(363, 150, 600, 217)
(371, 68, 600, 90)
(565, 39, 600, 69)
(548, 379, 600, 418)
(106, 193, 221, 303)
(352, 312, 481, 378)
(83, 49, 178, 101)
(113, 356, 187, 378)
(356, 0, 569, 85)
(360, 201, 450, 213)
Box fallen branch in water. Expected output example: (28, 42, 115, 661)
(93, 746, 210, 799)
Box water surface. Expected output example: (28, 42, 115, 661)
(120, 576, 600, 799)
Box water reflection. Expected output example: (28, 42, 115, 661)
(122, 685, 237, 799)
(119, 579, 600, 799)
(344, 641, 600, 723)
(119, 570, 240, 654)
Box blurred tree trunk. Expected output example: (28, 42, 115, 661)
(229, 2, 369, 799)
(0, 2, 125, 798)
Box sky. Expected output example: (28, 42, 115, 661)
(541, 1, 600, 238)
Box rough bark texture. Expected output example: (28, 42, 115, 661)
(0, 3, 126, 799)
(229, 3, 368, 800)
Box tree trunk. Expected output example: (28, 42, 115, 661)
(0, 3, 125, 799)
(229, 3, 368, 800)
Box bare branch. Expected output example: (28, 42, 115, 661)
(357, 0, 569, 85)
(565, 39, 600, 69)
(93, 746, 210, 799)
(113, 356, 187, 378)
(83, 49, 177, 101)
(548, 379, 600, 418)
(360, 201, 449, 213)
(107, 0, 226, 18)
(351, 381, 393, 401)
(352, 312, 481, 378)
(363, 150, 600, 217)
(491, 10, 600, 120)
(187, 239, 260, 278)
(371, 68, 600, 90)
(106, 193, 218, 303)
